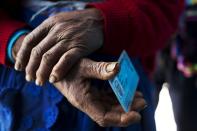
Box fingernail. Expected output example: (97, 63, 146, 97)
(49, 75, 56, 83)
(26, 74, 32, 82)
(15, 62, 21, 71)
(106, 62, 118, 72)
(35, 79, 43, 86)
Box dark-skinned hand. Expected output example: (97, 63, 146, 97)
(12, 29, 147, 127)
(54, 58, 147, 127)
(14, 8, 104, 86)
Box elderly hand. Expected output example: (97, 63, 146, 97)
(14, 8, 104, 86)
(54, 58, 147, 127)
(12, 38, 147, 126)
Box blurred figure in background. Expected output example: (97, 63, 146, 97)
(154, 2, 197, 131)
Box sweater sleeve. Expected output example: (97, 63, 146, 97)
(0, 10, 27, 65)
(88, 0, 184, 72)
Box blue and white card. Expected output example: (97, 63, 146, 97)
(109, 50, 140, 112)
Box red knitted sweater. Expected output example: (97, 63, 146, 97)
(0, 0, 184, 73)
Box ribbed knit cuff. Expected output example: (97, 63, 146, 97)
(7, 29, 30, 64)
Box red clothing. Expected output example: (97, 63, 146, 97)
(0, 0, 184, 73)
(0, 10, 26, 65)
(89, 0, 184, 73)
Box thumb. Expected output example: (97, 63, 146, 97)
(79, 58, 119, 80)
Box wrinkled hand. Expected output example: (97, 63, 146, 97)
(14, 8, 103, 86)
(54, 58, 147, 127)
(12, 39, 147, 126)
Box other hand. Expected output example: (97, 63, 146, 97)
(15, 9, 103, 86)
(54, 58, 147, 127)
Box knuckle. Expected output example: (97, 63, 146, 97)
(97, 118, 108, 127)
(96, 62, 107, 79)
(86, 61, 97, 76)
(94, 114, 108, 127)
(31, 47, 42, 58)
(42, 18, 53, 27)
(42, 52, 52, 64)
(54, 23, 64, 30)
(62, 54, 71, 63)
(81, 60, 108, 79)
(58, 41, 67, 49)
(48, 15, 58, 23)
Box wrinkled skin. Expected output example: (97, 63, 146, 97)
(12, 22, 147, 127)
(14, 8, 104, 86)
(54, 58, 147, 127)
